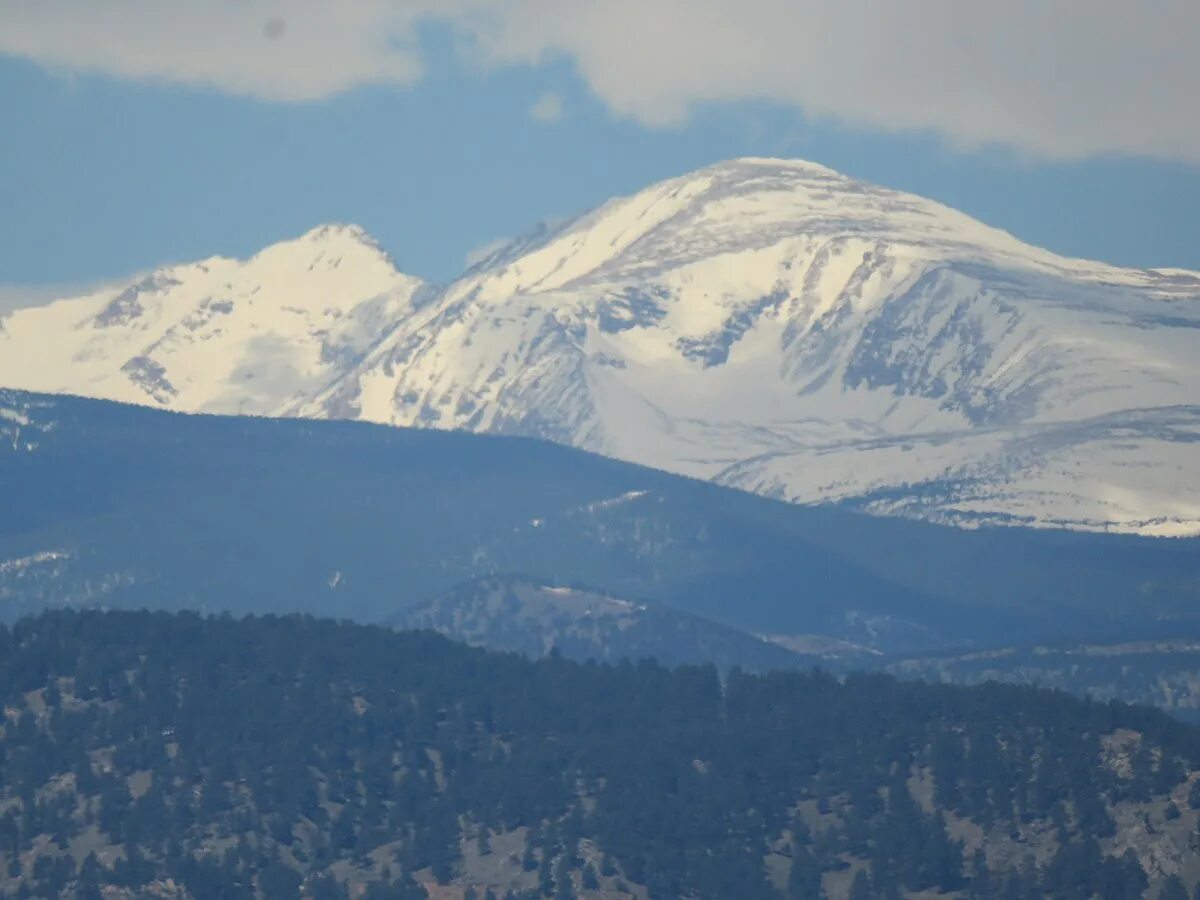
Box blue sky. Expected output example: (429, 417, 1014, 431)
(2, 3, 1199, 291)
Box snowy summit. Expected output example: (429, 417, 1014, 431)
(3, 159, 1199, 535)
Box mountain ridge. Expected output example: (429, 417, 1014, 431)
(391, 574, 827, 671)
(308, 158, 1199, 534)
(3, 158, 1198, 534)
(0, 222, 425, 416)
(4, 387, 1199, 656)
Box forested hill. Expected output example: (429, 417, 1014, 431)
(5, 388, 1200, 658)
(3, 612, 1200, 900)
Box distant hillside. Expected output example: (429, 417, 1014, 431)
(4, 610, 1200, 899)
(2, 390, 1199, 657)
(401, 578, 1200, 724)
(890, 641, 1200, 725)
(392, 576, 822, 671)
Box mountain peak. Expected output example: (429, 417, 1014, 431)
(252, 222, 406, 279)
(305, 161, 1200, 535)
(706, 155, 840, 175)
(446, 155, 1061, 310)
(3, 164, 1198, 535)
(0, 221, 425, 417)
(296, 221, 382, 249)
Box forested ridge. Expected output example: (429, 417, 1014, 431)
(888, 644, 1200, 725)
(2, 610, 1200, 899)
(6, 387, 1199, 657)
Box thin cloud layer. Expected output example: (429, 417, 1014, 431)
(0, 0, 432, 101)
(3, 0, 1198, 162)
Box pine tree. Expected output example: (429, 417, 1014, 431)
(537, 851, 554, 896)
(849, 871, 871, 900)
(79, 852, 105, 900)
(1160, 875, 1188, 900)
(788, 845, 822, 899)
(582, 862, 599, 890)
(554, 855, 576, 900)
(522, 838, 538, 872)
(968, 847, 991, 900)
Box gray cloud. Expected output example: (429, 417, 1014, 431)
(0, 0, 431, 101)
(3, 1, 1197, 162)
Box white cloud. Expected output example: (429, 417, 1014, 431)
(529, 91, 564, 123)
(0, 0, 434, 101)
(3, 1, 1198, 162)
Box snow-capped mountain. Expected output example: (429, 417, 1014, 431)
(3, 159, 1198, 534)
(0, 224, 425, 416)
(302, 159, 1200, 535)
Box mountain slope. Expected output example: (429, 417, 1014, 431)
(393, 575, 828, 671)
(3, 159, 1198, 533)
(889, 640, 1200, 725)
(305, 159, 1200, 534)
(2, 389, 1199, 656)
(4, 609, 1200, 900)
(409, 578, 1200, 723)
(0, 224, 424, 416)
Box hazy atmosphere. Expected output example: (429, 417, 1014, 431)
(2, 4, 1199, 900)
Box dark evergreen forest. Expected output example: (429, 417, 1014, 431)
(2, 611, 1200, 899)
